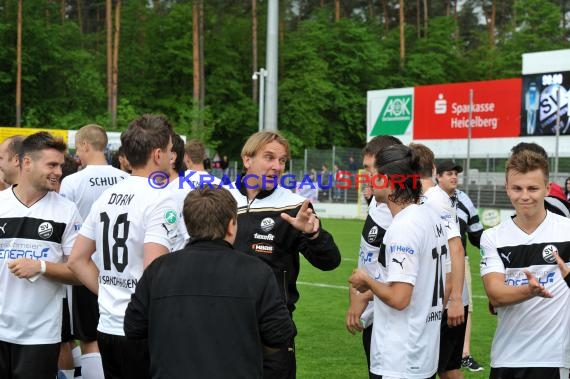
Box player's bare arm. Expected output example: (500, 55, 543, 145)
(349, 268, 413, 311)
(8, 257, 80, 285)
(67, 235, 99, 294)
(346, 288, 372, 334)
(482, 271, 552, 308)
(143, 242, 169, 269)
(447, 236, 465, 327)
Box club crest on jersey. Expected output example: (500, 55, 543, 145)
(542, 244, 558, 264)
(163, 209, 177, 225)
(260, 217, 275, 232)
(38, 222, 53, 239)
(367, 226, 378, 243)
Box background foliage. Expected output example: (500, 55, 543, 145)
(0, 0, 569, 158)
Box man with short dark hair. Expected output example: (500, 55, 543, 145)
(0, 132, 82, 379)
(125, 188, 294, 378)
(60, 124, 128, 379)
(68, 114, 186, 379)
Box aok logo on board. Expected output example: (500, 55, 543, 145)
(369, 92, 413, 137)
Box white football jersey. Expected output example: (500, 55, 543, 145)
(422, 185, 468, 305)
(358, 197, 392, 325)
(480, 211, 570, 368)
(80, 176, 185, 336)
(168, 170, 221, 241)
(370, 204, 448, 378)
(60, 165, 128, 219)
(0, 189, 82, 344)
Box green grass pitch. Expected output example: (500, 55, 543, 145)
(294, 218, 496, 378)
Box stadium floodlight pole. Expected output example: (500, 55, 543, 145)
(465, 88, 473, 195)
(264, 0, 278, 131)
(252, 68, 267, 132)
(555, 86, 561, 182)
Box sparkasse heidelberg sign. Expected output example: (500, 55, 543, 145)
(413, 78, 522, 139)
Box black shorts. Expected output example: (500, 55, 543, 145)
(61, 296, 73, 342)
(438, 305, 468, 372)
(72, 285, 100, 342)
(490, 367, 566, 379)
(97, 331, 150, 379)
(0, 340, 59, 379)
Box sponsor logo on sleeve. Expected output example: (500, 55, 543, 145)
(163, 209, 177, 225)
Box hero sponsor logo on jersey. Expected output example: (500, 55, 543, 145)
(367, 226, 378, 243)
(260, 217, 275, 232)
(254, 233, 275, 241)
(251, 243, 274, 254)
(389, 244, 415, 254)
(163, 209, 177, 225)
(38, 222, 53, 239)
(0, 247, 49, 260)
(542, 244, 558, 263)
(359, 249, 375, 264)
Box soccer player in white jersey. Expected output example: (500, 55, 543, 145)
(0, 132, 82, 379)
(345, 135, 402, 369)
(481, 149, 570, 379)
(409, 143, 466, 379)
(68, 114, 186, 379)
(349, 144, 449, 379)
(60, 124, 128, 379)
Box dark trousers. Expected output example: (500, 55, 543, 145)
(97, 331, 150, 379)
(263, 339, 296, 379)
(0, 340, 59, 379)
(490, 367, 564, 379)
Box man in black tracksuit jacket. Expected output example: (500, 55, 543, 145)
(229, 131, 341, 379)
(124, 188, 294, 378)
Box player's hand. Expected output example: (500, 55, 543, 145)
(281, 200, 320, 235)
(349, 269, 371, 293)
(524, 270, 552, 298)
(553, 252, 570, 284)
(8, 258, 41, 279)
(346, 291, 368, 335)
(446, 299, 465, 327)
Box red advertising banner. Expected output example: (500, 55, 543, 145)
(413, 78, 522, 139)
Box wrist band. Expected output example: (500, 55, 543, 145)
(565, 273, 570, 288)
(40, 260, 46, 275)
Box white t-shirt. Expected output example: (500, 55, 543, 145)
(358, 197, 392, 326)
(370, 204, 449, 378)
(422, 185, 468, 306)
(480, 211, 570, 368)
(80, 176, 185, 336)
(0, 189, 82, 344)
(60, 165, 128, 219)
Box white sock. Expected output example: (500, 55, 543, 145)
(81, 353, 104, 379)
(72, 345, 82, 369)
(62, 369, 75, 379)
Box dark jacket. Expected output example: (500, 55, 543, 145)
(124, 239, 294, 379)
(229, 184, 341, 315)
